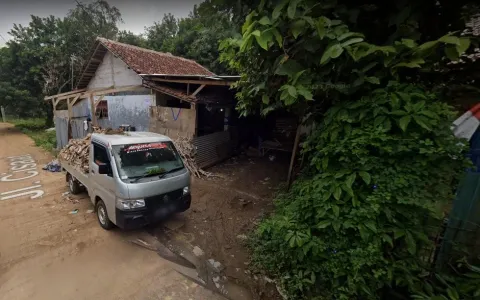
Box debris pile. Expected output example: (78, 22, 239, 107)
(58, 127, 124, 173)
(173, 136, 216, 178)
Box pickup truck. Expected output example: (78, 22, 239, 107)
(60, 132, 191, 230)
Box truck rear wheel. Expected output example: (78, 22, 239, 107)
(68, 174, 82, 195)
(96, 200, 114, 230)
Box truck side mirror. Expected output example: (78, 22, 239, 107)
(98, 164, 110, 175)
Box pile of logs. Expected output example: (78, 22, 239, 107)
(58, 134, 92, 173)
(173, 136, 215, 179)
(58, 127, 124, 173)
(58, 128, 213, 179)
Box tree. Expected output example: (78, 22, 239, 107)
(0, 0, 122, 124)
(117, 30, 147, 48)
(220, 0, 476, 299)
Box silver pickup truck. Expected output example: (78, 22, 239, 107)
(60, 132, 191, 230)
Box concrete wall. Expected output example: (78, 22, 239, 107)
(97, 94, 153, 131)
(149, 105, 196, 138)
(87, 51, 142, 89)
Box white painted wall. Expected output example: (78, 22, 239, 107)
(87, 51, 142, 89)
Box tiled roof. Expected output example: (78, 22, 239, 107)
(97, 38, 214, 76)
(76, 37, 214, 89)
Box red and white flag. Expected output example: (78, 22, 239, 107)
(452, 103, 480, 141)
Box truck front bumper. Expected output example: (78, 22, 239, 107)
(115, 194, 191, 230)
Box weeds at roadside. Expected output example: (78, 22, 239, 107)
(9, 118, 56, 153)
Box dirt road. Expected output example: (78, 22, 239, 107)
(0, 123, 221, 300)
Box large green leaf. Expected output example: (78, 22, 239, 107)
(358, 171, 371, 185)
(330, 44, 344, 59)
(405, 231, 416, 254)
(332, 205, 339, 218)
(272, 0, 289, 20)
(365, 221, 377, 233)
(255, 32, 271, 50)
(341, 38, 363, 47)
(333, 186, 342, 200)
(297, 87, 313, 100)
(272, 28, 283, 47)
(401, 38, 416, 48)
(445, 46, 459, 61)
(346, 173, 356, 188)
(399, 115, 411, 132)
(413, 115, 432, 131)
(287, 85, 297, 97)
(262, 94, 269, 104)
(291, 19, 306, 39)
(439, 35, 460, 45)
(456, 37, 471, 54)
(258, 16, 271, 25)
(417, 40, 438, 52)
(317, 220, 331, 229)
(287, 0, 302, 19)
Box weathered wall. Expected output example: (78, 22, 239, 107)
(99, 94, 153, 131)
(87, 51, 142, 89)
(149, 105, 196, 138)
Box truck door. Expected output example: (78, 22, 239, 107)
(91, 143, 116, 221)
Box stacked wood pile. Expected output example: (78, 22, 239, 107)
(173, 136, 215, 179)
(58, 134, 92, 173)
(58, 127, 124, 173)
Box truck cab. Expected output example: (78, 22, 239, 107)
(67, 132, 191, 230)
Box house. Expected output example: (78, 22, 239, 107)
(46, 37, 239, 168)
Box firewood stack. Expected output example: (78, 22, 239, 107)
(172, 136, 215, 179)
(58, 127, 124, 173)
(58, 134, 92, 173)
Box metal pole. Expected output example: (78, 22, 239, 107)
(1, 106, 6, 123)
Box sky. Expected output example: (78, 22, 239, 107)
(0, 0, 203, 46)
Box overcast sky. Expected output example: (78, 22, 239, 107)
(0, 0, 203, 47)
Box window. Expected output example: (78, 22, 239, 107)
(111, 142, 184, 181)
(93, 144, 109, 165)
(95, 100, 108, 119)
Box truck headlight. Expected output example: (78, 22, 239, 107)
(116, 198, 145, 210)
(183, 186, 190, 195)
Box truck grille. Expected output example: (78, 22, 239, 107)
(144, 189, 183, 209)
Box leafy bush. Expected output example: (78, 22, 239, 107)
(10, 118, 48, 131)
(252, 83, 469, 299)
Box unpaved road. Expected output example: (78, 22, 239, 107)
(0, 123, 220, 300)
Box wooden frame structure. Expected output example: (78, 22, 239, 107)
(44, 85, 145, 126)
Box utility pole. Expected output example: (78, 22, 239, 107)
(71, 55, 76, 90)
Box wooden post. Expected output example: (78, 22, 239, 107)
(287, 123, 302, 190)
(1, 106, 6, 123)
(89, 94, 98, 126)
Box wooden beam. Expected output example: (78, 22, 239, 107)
(287, 124, 302, 191)
(93, 95, 105, 109)
(90, 85, 145, 96)
(89, 94, 98, 126)
(191, 84, 206, 97)
(187, 83, 190, 95)
(44, 88, 87, 100)
(69, 94, 82, 107)
(149, 78, 234, 86)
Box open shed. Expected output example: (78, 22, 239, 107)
(45, 37, 238, 168)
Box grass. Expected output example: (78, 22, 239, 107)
(9, 118, 57, 154)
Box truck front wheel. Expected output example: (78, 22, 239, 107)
(96, 200, 114, 230)
(68, 174, 82, 195)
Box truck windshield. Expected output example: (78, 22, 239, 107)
(111, 142, 184, 180)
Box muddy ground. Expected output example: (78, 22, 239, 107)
(176, 154, 289, 299)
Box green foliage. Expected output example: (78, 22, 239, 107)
(0, 0, 122, 123)
(220, 1, 473, 116)
(10, 118, 57, 153)
(252, 83, 468, 299)
(413, 259, 480, 299)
